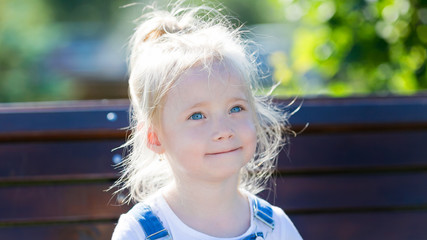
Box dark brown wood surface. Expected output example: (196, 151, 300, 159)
(0, 183, 128, 223)
(0, 140, 123, 180)
(0, 100, 130, 240)
(270, 172, 427, 211)
(0, 223, 116, 240)
(279, 130, 427, 172)
(290, 211, 427, 240)
(0, 96, 426, 240)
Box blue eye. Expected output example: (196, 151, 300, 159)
(230, 106, 242, 113)
(189, 112, 204, 120)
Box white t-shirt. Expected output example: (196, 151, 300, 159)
(112, 192, 302, 240)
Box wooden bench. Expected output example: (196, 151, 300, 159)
(0, 96, 426, 239)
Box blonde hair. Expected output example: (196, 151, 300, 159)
(112, 1, 289, 204)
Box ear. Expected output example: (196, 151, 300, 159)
(147, 128, 164, 154)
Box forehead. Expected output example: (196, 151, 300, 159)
(179, 62, 244, 87)
(165, 63, 249, 105)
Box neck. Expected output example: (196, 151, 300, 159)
(162, 174, 251, 237)
(165, 174, 243, 214)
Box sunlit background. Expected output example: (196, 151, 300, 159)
(0, 0, 426, 102)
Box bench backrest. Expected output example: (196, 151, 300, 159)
(0, 100, 130, 239)
(267, 96, 427, 239)
(0, 96, 426, 239)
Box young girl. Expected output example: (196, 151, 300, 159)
(112, 2, 302, 239)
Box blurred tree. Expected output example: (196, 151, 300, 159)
(0, 0, 76, 102)
(266, 0, 427, 97)
(1, 0, 426, 102)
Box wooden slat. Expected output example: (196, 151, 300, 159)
(1, 96, 426, 140)
(261, 173, 427, 212)
(0, 110, 128, 141)
(0, 100, 129, 141)
(290, 211, 427, 240)
(0, 222, 116, 240)
(0, 140, 124, 180)
(282, 96, 427, 132)
(278, 130, 427, 172)
(2, 131, 425, 180)
(0, 183, 129, 223)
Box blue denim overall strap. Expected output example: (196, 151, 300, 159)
(129, 197, 273, 240)
(129, 203, 171, 240)
(252, 197, 275, 230)
(242, 232, 264, 240)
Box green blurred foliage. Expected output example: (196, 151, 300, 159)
(0, 0, 129, 102)
(266, 0, 427, 97)
(0, 0, 426, 102)
(0, 0, 74, 102)
(0, 0, 78, 102)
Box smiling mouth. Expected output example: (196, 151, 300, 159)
(206, 147, 242, 155)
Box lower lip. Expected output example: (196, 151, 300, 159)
(206, 147, 242, 156)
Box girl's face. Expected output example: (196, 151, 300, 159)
(154, 63, 257, 184)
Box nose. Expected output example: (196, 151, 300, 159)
(213, 129, 234, 141)
(212, 119, 234, 141)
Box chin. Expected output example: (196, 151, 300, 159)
(203, 162, 247, 181)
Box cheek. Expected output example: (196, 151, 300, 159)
(163, 126, 206, 158)
(239, 119, 257, 154)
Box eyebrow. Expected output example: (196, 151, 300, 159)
(185, 97, 249, 111)
(186, 101, 209, 111)
(229, 97, 249, 104)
